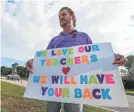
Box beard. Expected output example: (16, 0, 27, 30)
(60, 22, 66, 27)
(60, 19, 70, 27)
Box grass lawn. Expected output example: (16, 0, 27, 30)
(126, 90, 134, 95)
(1, 81, 112, 112)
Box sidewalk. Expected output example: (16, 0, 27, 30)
(0, 76, 27, 87)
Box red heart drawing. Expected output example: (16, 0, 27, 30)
(62, 67, 70, 75)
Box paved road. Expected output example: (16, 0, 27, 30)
(102, 95, 134, 112)
(1, 77, 134, 112)
(0, 76, 27, 87)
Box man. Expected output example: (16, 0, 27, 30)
(26, 7, 127, 112)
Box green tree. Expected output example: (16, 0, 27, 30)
(129, 61, 134, 75)
(17, 66, 26, 78)
(120, 69, 128, 76)
(12, 63, 18, 72)
(1, 66, 12, 76)
(125, 55, 134, 74)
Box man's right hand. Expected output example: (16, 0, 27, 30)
(26, 59, 33, 72)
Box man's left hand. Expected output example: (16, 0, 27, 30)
(113, 54, 127, 66)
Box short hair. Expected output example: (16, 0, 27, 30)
(59, 7, 76, 27)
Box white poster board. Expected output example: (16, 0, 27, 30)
(24, 43, 129, 107)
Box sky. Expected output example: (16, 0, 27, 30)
(1, 0, 134, 63)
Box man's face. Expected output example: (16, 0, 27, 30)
(59, 9, 73, 27)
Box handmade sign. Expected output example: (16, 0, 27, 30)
(24, 43, 129, 107)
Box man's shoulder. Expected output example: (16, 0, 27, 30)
(77, 31, 90, 37)
(50, 35, 60, 41)
(77, 31, 92, 44)
(50, 30, 90, 40)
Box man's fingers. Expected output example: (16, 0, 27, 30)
(113, 53, 127, 66)
(113, 61, 118, 64)
(113, 58, 126, 66)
